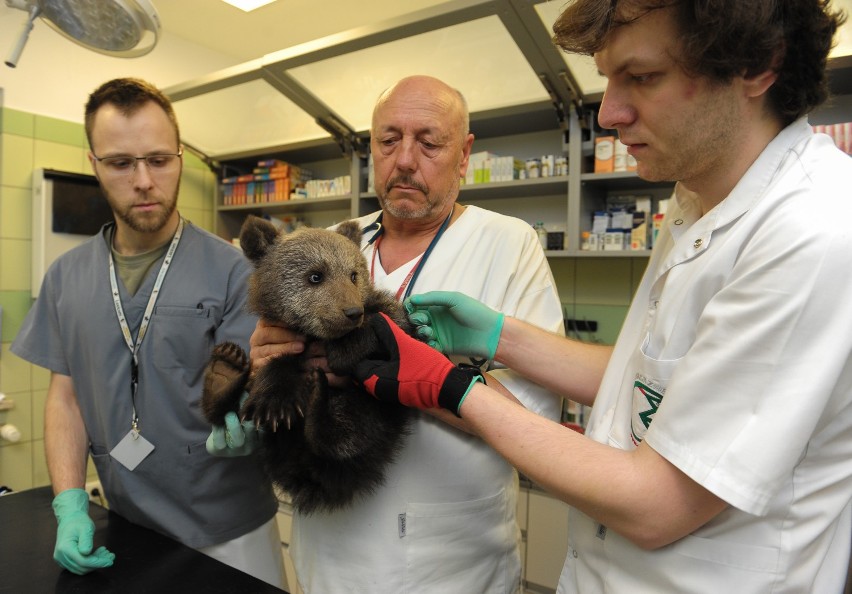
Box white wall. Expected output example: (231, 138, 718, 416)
(0, 3, 238, 122)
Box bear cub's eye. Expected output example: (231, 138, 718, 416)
(309, 272, 323, 284)
(350, 272, 357, 284)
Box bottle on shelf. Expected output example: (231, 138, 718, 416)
(0, 424, 21, 442)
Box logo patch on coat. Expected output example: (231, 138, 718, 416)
(631, 376, 664, 446)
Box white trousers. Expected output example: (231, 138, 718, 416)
(198, 516, 286, 589)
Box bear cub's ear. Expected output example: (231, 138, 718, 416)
(239, 215, 279, 263)
(335, 220, 363, 247)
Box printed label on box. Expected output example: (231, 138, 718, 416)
(595, 136, 615, 173)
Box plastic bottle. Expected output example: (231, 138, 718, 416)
(534, 222, 548, 249)
(0, 424, 20, 442)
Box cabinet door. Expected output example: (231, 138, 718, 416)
(525, 490, 570, 593)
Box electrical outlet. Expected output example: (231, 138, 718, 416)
(564, 319, 598, 333)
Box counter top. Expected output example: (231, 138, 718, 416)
(0, 486, 285, 593)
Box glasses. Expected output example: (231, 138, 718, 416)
(92, 148, 183, 176)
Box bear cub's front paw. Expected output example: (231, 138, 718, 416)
(201, 341, 250, 425)
(242, 364, 319, 433)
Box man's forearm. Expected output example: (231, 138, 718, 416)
(45, 374, 90, 495)
(495, 317, 612, 407)
(457, 382, 727, 549)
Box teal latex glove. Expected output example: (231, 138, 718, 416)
(206, 392, 260, 457)
(404, 291, 505, 360)
(52, 488, 115, 575)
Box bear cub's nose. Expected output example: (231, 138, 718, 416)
(344, 307, 364, 324)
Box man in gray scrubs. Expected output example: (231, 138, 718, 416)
(12, 78, 284, 587)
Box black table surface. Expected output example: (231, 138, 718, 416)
(0, 486, 286, 593)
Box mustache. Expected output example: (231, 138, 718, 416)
(385, 175, 427, 195)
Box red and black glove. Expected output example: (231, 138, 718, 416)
(354, 313, 484, 416)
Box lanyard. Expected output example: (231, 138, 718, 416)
(362, 213, 384, 246)
(367, 210, 452, 301)
(108, 218, 185, 436)
(364, 210, 486, 368)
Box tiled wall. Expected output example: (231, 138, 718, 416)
(0, 107, 217, 492)
(549, 257, 646, 345)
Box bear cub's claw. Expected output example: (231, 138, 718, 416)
(241, 360, 315, 432)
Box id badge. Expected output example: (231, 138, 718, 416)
(110, 430, 155, 471)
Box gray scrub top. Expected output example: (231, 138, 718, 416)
(12, 219, 277, 548)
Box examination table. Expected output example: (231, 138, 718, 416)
(0, 485, 286, 593)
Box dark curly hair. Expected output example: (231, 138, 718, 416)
(553, 0, 846, 125)
(84, 77, 180, 149)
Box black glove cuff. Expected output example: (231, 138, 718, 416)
(438, 364, 485, 417)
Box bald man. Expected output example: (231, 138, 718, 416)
(245, 75, 565, 593)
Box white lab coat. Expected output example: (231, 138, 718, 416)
(558, 119, 852, 593)
(292, 205, 565, 594)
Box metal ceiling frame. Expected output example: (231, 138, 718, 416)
(163, 0, 852, 165)
(162, 0, 580, 162)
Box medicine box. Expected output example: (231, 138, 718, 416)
(613, 140, 628, 172)
(594, 136, 615, 173)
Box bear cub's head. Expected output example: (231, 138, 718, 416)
(239, 215, 371, 340)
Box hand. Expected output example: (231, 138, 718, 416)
(206, 393, 261, 457)
(404, 291, 505, 360)
(249, 319, 306, 371)
(353, 313, 483, 416)
(52, 488, 115, 575)
(302, 342, 349, 388)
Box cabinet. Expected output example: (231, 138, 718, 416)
(520, 485, 570, 594)
(161, 2, 849, 255)
(212, 88, 852, 259)
(571, 110, 675, 256)
(275, 491, 303, 594)
(212, 104, 672, 258)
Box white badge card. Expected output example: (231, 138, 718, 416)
(110, 431, 155, 471)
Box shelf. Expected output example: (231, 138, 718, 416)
(546, 249, 651, 258)
(461, 176, 568, 200)
(580, 171, 674, 192)
(218, 195, 352, 214)
(360, 176, 569, 203)
(469, 102, 564, 139)
(217, 138, 354, 174)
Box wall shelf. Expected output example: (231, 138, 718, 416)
(548, 249, 651, 259)
(580, 172, 674, 192)
(219, 195, 352, 215)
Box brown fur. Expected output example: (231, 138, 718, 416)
(201, 215, 413, 513)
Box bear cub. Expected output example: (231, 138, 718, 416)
(201, 215, 413, 513)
